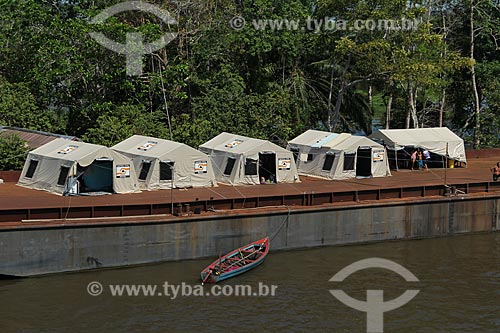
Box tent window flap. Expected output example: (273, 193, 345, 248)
(322, 154, 335, 171)
(160, 161, 174, 181)
(57, 166, 71, 186)
(224, 157, 236, 176)
(244, 159, 258, 175)
(343, 153, 356, 171)
(139, 161, 152, 181)
(25, 159, 39, 178)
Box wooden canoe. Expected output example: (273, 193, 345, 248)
(200, 237, 269, 284)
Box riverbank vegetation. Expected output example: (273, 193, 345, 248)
(0, 0, 498, 150)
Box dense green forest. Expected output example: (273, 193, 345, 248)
(0, 0, 498, 157)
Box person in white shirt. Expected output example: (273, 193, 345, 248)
(423, 149, 431, 170)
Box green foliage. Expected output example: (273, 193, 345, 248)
(0, 76, 61, 131)
(184, 66, 298, 147)
(82, 104, 169, 147)
(474, 61, 500, 147)
(0, 134, 30, 171)
(0, 0, 498, 147)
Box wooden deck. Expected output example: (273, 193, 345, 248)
(1, 154, 499, 225)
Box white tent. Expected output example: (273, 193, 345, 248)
(369, 127, 467, 164)
(112, 135, 217, 190)
(199, 132, 300, 185)
(287, 130, 391, 180)
(18, 138, 140, 195)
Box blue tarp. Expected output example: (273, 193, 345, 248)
(311, 133, 338, 148)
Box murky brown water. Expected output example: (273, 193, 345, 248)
(1, 233, 499, 332)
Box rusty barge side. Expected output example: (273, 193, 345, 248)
(0, 192, 499, 277)
(1, 154, 500, 277)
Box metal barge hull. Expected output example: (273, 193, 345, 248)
(1, 193, 498, 277)
(1, 152, 499, 277)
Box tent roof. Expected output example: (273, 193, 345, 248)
(288, 130, 376, 150)
(369, 127, 467, 162)
(112, 135, 201, 159)
(288, 130, 335, 146)
(369, 127, 463, 146)
(200, 132, 290, 155)
(29, 138, 109, 162)
(327, 135, 383, 151)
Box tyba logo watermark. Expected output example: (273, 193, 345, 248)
(329, 258, 420, 333)
(89, 1, 178, 76)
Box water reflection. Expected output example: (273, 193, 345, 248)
(0, 233, 498, 332)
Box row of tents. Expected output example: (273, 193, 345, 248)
(17, 128, 466, 195)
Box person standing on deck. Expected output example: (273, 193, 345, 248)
(423, 149, 431, 170)
(491, 162, 500, 181)
(411, 150, 417, 170)
(417, 150, 424, 170)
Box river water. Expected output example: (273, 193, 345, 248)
(1, 233, 499, 332)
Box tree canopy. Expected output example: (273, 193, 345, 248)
(0, 0, 498, 152)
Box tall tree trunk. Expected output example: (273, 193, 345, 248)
(405, 83, 411, 129)
(330, 53, 353, 131)
(405, 110, 411, 129)
(327, 68, 335, 132)
(385, 81, 394, 129)
(332, 86, 347, 131)
(470, 0, 481, 148)
(439, 89, 446, 127)
(386, 91, 393, 130)
(368, 85, 373, 108)
(406, 81, 419, 128)
(439, 9, 448, 128)
(412, 87, 419, 128)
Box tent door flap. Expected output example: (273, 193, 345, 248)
(259, 153, 276, 184)
(356, 147, 372, 177)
